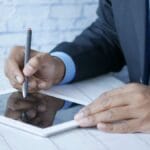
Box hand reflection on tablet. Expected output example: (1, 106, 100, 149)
(5, 92, 64, 128)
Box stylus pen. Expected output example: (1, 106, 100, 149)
(22, 28, 32, 99)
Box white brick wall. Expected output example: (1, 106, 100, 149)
(0, 0, 98, 57)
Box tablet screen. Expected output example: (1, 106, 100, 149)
(0, 92, 83, 128)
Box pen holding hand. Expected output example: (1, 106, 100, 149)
(5, 33, 65, 94)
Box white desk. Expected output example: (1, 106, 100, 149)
(0, 59, 150, 150)
(1, 122, 150, 150)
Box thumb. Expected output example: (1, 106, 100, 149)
(23, 55, 43, 77)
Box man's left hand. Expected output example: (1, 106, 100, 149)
(75, 83, 150, 133)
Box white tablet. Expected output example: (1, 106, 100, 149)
(0, 91, 83, 137)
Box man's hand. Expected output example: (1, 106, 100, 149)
(75, 83, 150, 133)
(5, 46, 65, 92)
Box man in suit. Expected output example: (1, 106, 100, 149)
(5, 0, 150, 133)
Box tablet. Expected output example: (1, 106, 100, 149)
(0, 91, 83, 137)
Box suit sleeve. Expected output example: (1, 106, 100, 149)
(51, 0, 125, 82)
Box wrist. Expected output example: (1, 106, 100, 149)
(52, 56, 65, 84)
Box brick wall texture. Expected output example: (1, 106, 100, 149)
(0, 0, 98, 57)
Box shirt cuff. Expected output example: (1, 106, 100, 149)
(50, 52, 76, 84)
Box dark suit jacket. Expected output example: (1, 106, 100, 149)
(52, 0, 150, 84)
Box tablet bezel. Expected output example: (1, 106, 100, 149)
(0, 89, 80, 137)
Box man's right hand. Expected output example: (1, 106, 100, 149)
(4, 46, 65, 92)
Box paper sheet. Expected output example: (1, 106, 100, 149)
(42, 74, 124, 105)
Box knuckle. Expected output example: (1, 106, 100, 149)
(106, 110, 114, 120)
(29, 58, 39, 69)
(42, 85, 51, 90)
(28, 86, 38, 92)
(126, 107, 133, 116)
(138, 119, 146, 131)
(106, 122, 131, 133)
(35, 56, 41, 62)
(40, 53, 47, 58)
(83, 107, 91, 116)
(36, 53, 46, 61)
(11, 46, 24, 55)
(120, 121, 130, 133)
(101, 98, 112, 109)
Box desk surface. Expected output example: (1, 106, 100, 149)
(1, 58, 150, 150)
(1, 122, 150, 150)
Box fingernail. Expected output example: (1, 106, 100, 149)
(75, 111, 88, 120)
(24, 64, 33, 76)
(15, 76, 23, 83)
(77, 118, 91, 127)
(97, 123, 106, 129)
(75, 111, 86, 120)
(75, 107, 89, 120)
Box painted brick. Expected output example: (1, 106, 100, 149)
(50, 5, 82, 19)
(0, 0, 98, 56)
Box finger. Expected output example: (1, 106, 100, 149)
(100, 84, 138, 98)
(5, 46, 25, 84)
(97, 119, 140, 133)
(76, 106, 134, 127)
(75, 94, 130, 120)
(28, 77, 39, 92)
(25, 76, 44, 92)
(23, 54, 45, 77)
(37, 80, 53, 90)
(9, 80, 22, 90)
(10, 46, 25, 63)
(5, 60, 24, 85)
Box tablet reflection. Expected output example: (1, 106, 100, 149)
(5, 92, 64, 128)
